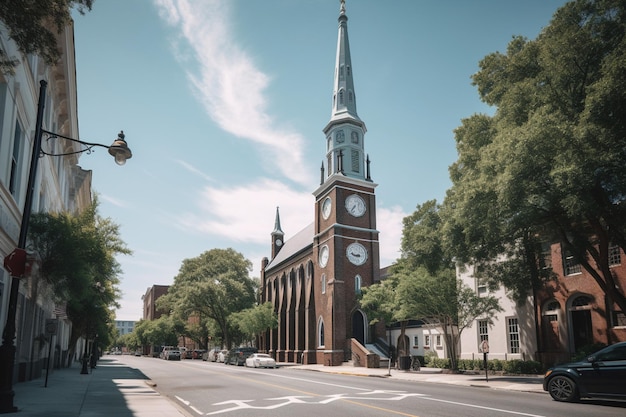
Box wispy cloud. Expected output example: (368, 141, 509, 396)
(176, 178, 313, 244)
(100, 193, 128, 208)
(175, 159, 214, 182)
(153, 0, 313, 186)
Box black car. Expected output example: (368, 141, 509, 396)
(543, 341, 626, 402)
(226, 347, 258, 366)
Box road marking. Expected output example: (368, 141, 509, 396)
(422, 397, 547, 417)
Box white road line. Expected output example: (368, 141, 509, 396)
(423, 397, 547, 417)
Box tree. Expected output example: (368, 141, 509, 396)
(156, 248, 256, 349)
(28, 197, 130, 365)
(362, 261, 501, 371)
(447, 0, 626, 314)
(364, 200, 502, 370)
(230, 302, 278, 344)
(0, 0, 93, 73)
(133, 317, 180, 353)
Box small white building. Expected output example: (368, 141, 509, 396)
(458, 264, 537, 361)
(115, 320, 136, 336)
(388, 320, 451, 360)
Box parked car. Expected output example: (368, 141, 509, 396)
(192, 349, 206, 360)
(183, 348, 193, 359)
(216, 349, 229, 363)
(226, 347, 257, 366)
(160, 346, 175, 359)
(543, 341, 626, 402)
(161, 347, 181, 361)
(245, 353, 277, 368)
(203, 348, 220, 362)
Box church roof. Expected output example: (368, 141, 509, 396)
(265, 222, 314, 272)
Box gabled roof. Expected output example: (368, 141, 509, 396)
(265, 222, 314, 272)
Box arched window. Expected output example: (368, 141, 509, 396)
(542, 300, 561, 350)
(318, 317, 325, 347)
(339, 89, 344, 104)
(355, 275, 362, 294)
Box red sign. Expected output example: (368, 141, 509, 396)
(3, 248, 27, 277)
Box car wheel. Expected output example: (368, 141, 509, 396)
(548, 376, 579, 402)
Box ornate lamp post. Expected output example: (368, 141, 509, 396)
(0, 80, 132, 413)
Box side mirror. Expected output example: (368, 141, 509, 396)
(587, 355, 596, 363)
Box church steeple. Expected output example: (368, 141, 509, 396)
(322, 0, 369, 182)
(330, 0, 360, 123)
(271, 206, 284, 259)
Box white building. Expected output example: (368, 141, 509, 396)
(115, 320, 136, 336)
(458, 264, 538, 361)
(1, 17, 92, 381)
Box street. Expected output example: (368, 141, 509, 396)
(115, 356, 626, 417)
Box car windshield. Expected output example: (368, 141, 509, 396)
(256, 354, 271, 358)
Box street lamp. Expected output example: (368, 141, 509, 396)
(0, 80, 132, 413)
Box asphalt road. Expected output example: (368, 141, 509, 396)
(117, 356, 626, 417)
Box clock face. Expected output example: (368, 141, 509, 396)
(322, 197, 332, 219)
(345, 194, 366, 217)
(319, 245, 330, 267)
(275, 238, 283, 247)
(346, 242, 367, 265)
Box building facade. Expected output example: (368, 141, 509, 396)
(259, 1, 382, 366)
(115, 320, 136, 336)
(141, 285, 169, 320)
(459, 243, 626, 366)
(1, 18, 92, 382)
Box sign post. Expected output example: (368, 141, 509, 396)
(44, 319, 57, 388)
(480, 340, 489, 382)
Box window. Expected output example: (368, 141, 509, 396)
(540, 242, 552, 270)
(354, 275, 361, 295)
(562, 247, 582, 275)
(436, 335, 442, 348)
(609, 243, 621, 267)
(318, 318, 325, 347)
(321, 274, 326, 294)
(477, 281, 487, 296)
(507, 317, 520, 354)
(9, 121, 23, 197)
(339, 89, 344, 105)
(424, 335, 430, 347)
(478, 319, 489, 343)
(413, 336, 418, 347)
(351, 149, 359, 172)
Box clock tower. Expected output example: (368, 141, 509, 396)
(312, 0, 380, 366)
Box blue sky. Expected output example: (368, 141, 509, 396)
(71, 0, 568, 321)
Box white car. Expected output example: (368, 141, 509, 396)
(245, 353, 277, 368)
(216, 350, 229, 363)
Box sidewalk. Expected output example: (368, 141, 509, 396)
(9, 358, 544, 416)
(11, 358, 188, 416)
(285, 362, 546, 394)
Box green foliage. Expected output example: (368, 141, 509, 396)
(454, 359, 542, 374)
(28, 196, 130, 358)
(230, 302, 278, 342)
(502, 360, 543, 375)
(0, 0, 93, 73)
(133, 317, 179, 348)
(425, 357, 451, 369)
(446, 0, 626, 313)
(156, 248, 256, 349)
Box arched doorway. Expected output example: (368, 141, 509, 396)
(569, 295, 593, 353)
(352, 310, 366, 345)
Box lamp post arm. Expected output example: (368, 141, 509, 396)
(41, 129, 113, 156)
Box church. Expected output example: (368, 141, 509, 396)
(259, 1, 383, 366)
